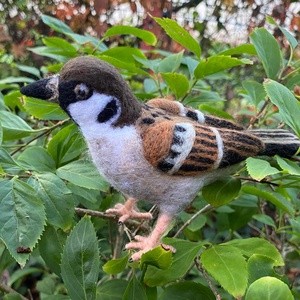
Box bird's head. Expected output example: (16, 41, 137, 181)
(20, 56, 141, 128)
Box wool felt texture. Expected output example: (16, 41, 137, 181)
(20, 56, 300, 261)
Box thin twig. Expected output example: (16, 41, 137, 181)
(0, 281, 28, 300)
(247, 99, 270, 129)
(235, 175, 280, 186)
(10, 119, 70, 156)
(194, 257, 222, 300)
(173, 204, 213, 238)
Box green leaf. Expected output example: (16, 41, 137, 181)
(15, 64, 41, 78)
(250, 28, 282, 79)
(219, 44, 257, 56)
(123, 274, 147, 300)
(0, 76, 35, 84)
(160, 281, 215, 300)
(224, 238, 284, 266)
(100, 47, 147, 65)
(18, 146, 56, 173)
(0, 178, 46, 266)
(57, 159, 108, 191)
(266, 16, 298, 49)
(247, 254, 279, 284)
(42, 14, 73, 34)
(48, 124, 86, 167)
(97, 279, 128, 300)
(31, 173, 74, 230)
(242, 185, 294, 216)
(153, 17, 201, 59)
(246, 157, 279, 181)
(264, 79, 300, 136)
(252, 214, 276, 228)
(39, 225, 67, 276)
(158, 51, 184, 73)
(194, 56, 252, 79)
(29, 46, 69, 62)
(276, 156, 300, 175)
(0, 122, 2, 146)
(160, 72, 189, 99)
(144, 238, 204, 286)
(24, 96, 67, 120)
(140, 246, 173, 270)
(104, 25, 157, 46)
(102, 254, 129, 274)
(42, 37, 78, 57)
(245, 277, 293, 300)
(180, 212, 206, 232)
(61, 216, 99, 300)
(202, 177, 241, 207)
(201, 244, 248, 297)
(0, 148, 24, 173)
(242, 80, 267, 106)
(0, 110, 36, 140)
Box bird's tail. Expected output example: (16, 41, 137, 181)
(247, 129, 300, 158)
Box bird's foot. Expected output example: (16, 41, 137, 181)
(125, 235, 176, 262)
(106, 197, 152, 225)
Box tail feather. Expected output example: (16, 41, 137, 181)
(247, 129, 300, 158)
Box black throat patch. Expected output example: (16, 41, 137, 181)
(97, 98, 119, 123)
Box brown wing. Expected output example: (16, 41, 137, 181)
(141, 119, 264, 176)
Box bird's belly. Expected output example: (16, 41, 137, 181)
(86, 128, 220, 215)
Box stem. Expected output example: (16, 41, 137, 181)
(181, 78, 197, 103)
(10, 119, 70, 156)
(173, 204, 213, 238)
(0, 281, 28, 300)
(247, 99, 270, 129)
(194, 257, 222, 300)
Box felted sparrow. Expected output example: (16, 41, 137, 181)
(21, 56, 300, 261)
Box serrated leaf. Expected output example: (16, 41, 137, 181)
(144, 238, 204, 286)
(202, 177, 241, 207)
(102, 254, 129, 274)
(48, 124, 86, 167)
(97, 279, 128, 300)
(201, 244, 247, 297)
(0, 110, 36, 140)
(245, 277, 293, 300)
(160, 72, 189, 99)
(264, 79, 300, 136)
(242, 185, 294, 215)
(0, 178, 46, 266)
(140, 246, 173, 270)
(224, 238, 284, 266)
(154, 17, 201, 58)
(39, 225, 67, 276)
(246, 157, 279, 181)
(18, 146, 56, 173)
(250, 28, 282, 79)
(158, 51, 184, 73)
(24, 96, 67, 120)
(242, 80, 267, 106)
(194, 56, 252, 79)
(276, 156, 300, 175)
(160, 281, 215, 300)
(61, 216, 99, 300)
(104, 25, 157, 46)
(31, 173, 74, 230)
(123, 274, 147, 300)
(247, 254, 279, 284)
(57, 159, 108, 191)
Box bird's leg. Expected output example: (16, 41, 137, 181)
(106, 197, 152, 224)
(125, 213, 176, 261)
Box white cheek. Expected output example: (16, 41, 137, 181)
(67, 93, 121, 136)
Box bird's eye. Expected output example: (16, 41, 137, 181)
(74, 83, 91, 100)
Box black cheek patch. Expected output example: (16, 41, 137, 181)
(97, 99, 118, 123)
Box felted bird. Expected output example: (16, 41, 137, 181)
(20, 56, 300, 261)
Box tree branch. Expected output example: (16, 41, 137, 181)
(0, 281, 28, 300)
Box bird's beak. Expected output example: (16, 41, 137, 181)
(20, 75, 59, 102)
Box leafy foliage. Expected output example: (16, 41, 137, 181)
(0, 14, 300, 300)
